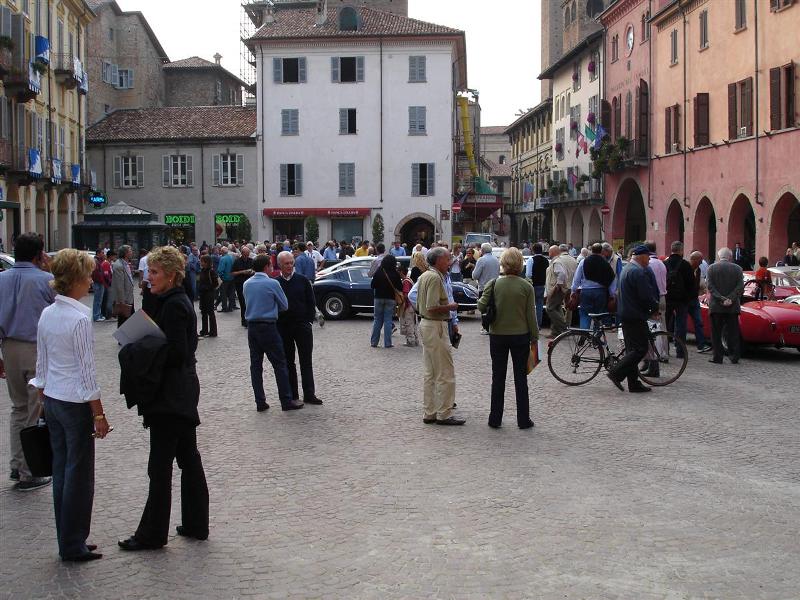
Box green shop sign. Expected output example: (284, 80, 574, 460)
(216, 214, 243, 224)
(165, 214, 196, 226)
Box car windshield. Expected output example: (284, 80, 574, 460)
(348, 268, 372, 283)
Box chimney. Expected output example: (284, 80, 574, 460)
(316, 0, 328, 26)
(213, 53, 222, 65)
(264, 5, 275, 24)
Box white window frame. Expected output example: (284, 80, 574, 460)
(281, 109, 299, 135)
(339, 108, 357, 135)
(338, 162, 355, 196)
(411, 162, 435, 197)
(408, 106, 427, 135)
(162, 154, 193, 188)
(280, 163, 302, 196)
(409, 55, 426, 82)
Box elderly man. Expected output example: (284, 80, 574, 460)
(416, 247, 464, 426)
(216, 246, 237, 312)
(0, 233, 55, 490)
(111, 245, 135, 328)
(688, 251, 711, 352)
(276, 251, 322, 406)
(545, 245, 570, 337)
(607, 245, 660, 393)
(472, 242, 500, 334)
(706, 247, 744, 364)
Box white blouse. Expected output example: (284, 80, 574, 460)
(29, 295, 101, 403)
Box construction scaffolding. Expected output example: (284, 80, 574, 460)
(240, 1, 269, 100)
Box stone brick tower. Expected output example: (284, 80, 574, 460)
(540, 0, 564, 99)
(562, 0, 605, 52)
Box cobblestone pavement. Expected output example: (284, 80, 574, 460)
(1, 299, 799, 599)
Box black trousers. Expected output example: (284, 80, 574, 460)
(218, 280, 237, 311)
(610, 319, 649, 386)
(278, 321, 316, 400)
(135, 420, 209, 547)
(199, 290, 217, 335)
(235, 282, 247, 325)
(710, 312, 741, 362)
(489, 333, 531, 427)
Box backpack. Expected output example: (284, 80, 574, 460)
(91, 259, 104, 284)
(666, 262, 686, 298)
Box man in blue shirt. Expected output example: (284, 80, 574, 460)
(571, 243, 616, 329)
(215, 247, 237, 312)
(293, 243, 316, 281)
(322, 241, 338, 264)
(390, 241, 406, 257)
(0, 234, 55, 490)
(244, 255, 301, 412)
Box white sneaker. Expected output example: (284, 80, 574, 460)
(97, 316, 106, 322)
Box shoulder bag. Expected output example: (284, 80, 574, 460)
(382, 268, 406, 312)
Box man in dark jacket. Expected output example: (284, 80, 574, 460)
(276, 251, 322, 405)
(526, 243, 549, 327)
(607, 245, 660, 393)
(706, 247, 745, 364)
(661, 241, 695, 362)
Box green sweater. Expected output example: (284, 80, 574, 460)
(477, 275, 539, 339)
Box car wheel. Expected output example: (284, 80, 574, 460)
(721, 324, 747, 356)
(321, 293, 350, 320)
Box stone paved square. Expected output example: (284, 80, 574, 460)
(1, 303, 799, 599)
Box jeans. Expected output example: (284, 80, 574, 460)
(578, 287, 608, 330)
(371, 298, 395, 348)
(220, 280, 237, 311)
(665, 301, 689, 357)
(449, 272, 463, 282)
(609, 319, 649, 387)
(278, 321, 315, 400)
(533, 285, 545, 328)
(247, 322, 293, 408)
(688, 297, 707, 347)
(489, 333, 532, 427)
(44, 397, 95, 559)
(92, 282, 105, 320)
(135, 420, 209, 547)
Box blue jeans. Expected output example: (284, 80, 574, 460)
(371, 298, 395, 347)
(578, 287, 608, 330)
(247, 322, 293, 408)
(688, 297, 707, 347)
(533, 285, 545, 328)
(91, 283, 105, 321)
(44, 397, 95, 559)
(449, 272, 463, 282)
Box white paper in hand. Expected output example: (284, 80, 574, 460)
(112, 310, 166, 347)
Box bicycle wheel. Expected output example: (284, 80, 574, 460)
(547, 330, 605, 386)
(639, 331, 688, 386)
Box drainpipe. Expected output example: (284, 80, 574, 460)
(681, 3, 688, 210)
(379, 36, 383, 205)
(259, 45, 266, 209)
(200, 142, 205, 205)
(647, 0, 653, 211)
(45, 0, 53, 250)
(754, 0, 762, 206)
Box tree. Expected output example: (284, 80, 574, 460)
(305, 215, 319, 244)
(237, 214, 252, 242)
(372, 213, 384, 244)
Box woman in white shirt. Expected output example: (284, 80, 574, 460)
(31, 249, 110, 562)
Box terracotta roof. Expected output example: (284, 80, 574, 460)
(480, 126, 508, 136)
(250, 6, 463, 41)
(87, 106, 257, 143)
(485, 159, 512, 178)
(164, 56, 249, 88)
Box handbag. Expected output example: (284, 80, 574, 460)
(20, 418, 53, 478)
(113, 301, 134, 318)
(526, 342, 541, 375)
(480, 279, 497, 330)
(382, 268, 406, 311)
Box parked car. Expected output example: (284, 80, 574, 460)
(742, 267, 800, 301)
(783, 294, 800, 306)
(0, 253, 14, 272)
(316, 255, 411, 279)
(314, 265, 479, 320)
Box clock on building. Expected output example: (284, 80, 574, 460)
(626, 25, 635, 54)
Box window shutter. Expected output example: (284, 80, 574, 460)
(770, 67, 781, 130)
(236, 154, 244, 186)
(728, 82, 738, 139)
(0, 98, 7, 140)
(186, 155, 193, 187)
(409, 56, 416, 81)
(665, 106, 672, 153)
(356, 56, 364, 82)
(30, 112, 36, 151)
(673, 104, 680, 148)
(427, 163, 435, 196)
(637, 80, 648, 156)
(349, 163, 355, 195)
(601, 99, 611, 130)
(295, 164, 302, 195)
(162, 155, 170, 187)
(744, 77, 753, 135)
(212, 154, 220, 186)
(614, 96, 621, 139)
(273, 58, 282, 83)
(418, 56, 426, 81)
(770, 0, 779, 9)
(695, 93, 709, 146)
(338, 163, 347, 194)
(411, 163, 420, 196)
(128, 69, 134, 88)
(418, 106, 426, 133)
(136, 155, 144, 187)
(281, 109, 290, 135)
(290, 110, 298, 134)
(113, 155, 121, 188)
(331, 57, 339, 82)
(408, 106, 416, 133)
(111, 63, 118, 88)
(298, 57, 306, 82)
(280, 163, 288, 195)
(339, 108, 348, 134)
(786, 63, 796, 128)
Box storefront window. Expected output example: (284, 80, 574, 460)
(272, 218, 305, 242)
(165, 214, 196, 245)
(331, 218, 363, 244)
(215, 213, 246, 243)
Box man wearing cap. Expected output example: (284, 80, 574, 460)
(607, 244, 660, 393)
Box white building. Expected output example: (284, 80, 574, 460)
(246, 2, 467, 246)
(538, 30, 604, 248)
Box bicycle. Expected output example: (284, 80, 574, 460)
(547, 312, 688, 387)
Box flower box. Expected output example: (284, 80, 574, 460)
(587, 112, 596, 125)
(588, 61, 596, 73)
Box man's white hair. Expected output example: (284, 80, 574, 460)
(480, 243, 493, 254)
(559, 243, 569, 252)
(718, 247, 733, 261)
(277, 251, 294, 265)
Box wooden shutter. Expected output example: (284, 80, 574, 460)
(786, 63, 796, 128)
(295, 164, 302, 195)
(212, 154, 220, 186)
(418, 56, 426, 81)
(113, 156, 121, 188)
(280, 163, 288, 195)
(614, 95, 621, 139)
(695, 93, 709, 146)
(186, 155, 193, 187)
(770, 67, 782, 130)
(339, 108, 348, 134)
(273, 58, 282, 83)
(409, 56, 416, 81)
(418, 106, 426, 133)
(665, 106, 672, 153)
(281, 109, 290, 134)
(771, 0, 780, 9)
(601, 99, 611, 133)
(411, 163, 420, 196)
(290, 110, 298, 134)
(298, 58, 306, 82)
(136, 155, 144, 187)
(356, 56, 364, 82)
(236, 154, 244, 186)
(743, 77, 753, 135)
(727, 83, 737, 140)
(427, 163, 435, 196)
(637, 80, 649, 156)
(111, 64, 118, 87)
(331, 57, 339, 82)
(128, 69, 135, 88)
(673, 104, 680, 148)
(162, 155, 170, 187)
(338, 163, 347, 195)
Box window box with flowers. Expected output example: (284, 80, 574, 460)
(0, 36, 13, 78)
(588, 61, 596, 73)
(587, 112, 596, 125)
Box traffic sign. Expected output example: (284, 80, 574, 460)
(600, 205, 611, 215)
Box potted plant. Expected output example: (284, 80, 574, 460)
(617, 136, 631, 156)
(0, 36, 14, 51)
(588, 60, 596, 73)
(587, 112, 596, 125)
(555, 142, 563, 154)
(558, 179, 568, 196)
(31, 61, 48, 76)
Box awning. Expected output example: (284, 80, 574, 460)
(263, 208, 371, 218)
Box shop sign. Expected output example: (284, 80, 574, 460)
(216, 213, 243, 224)
(440, 209, 450, 221)
(267, 209, 307, 218)
(165, 214, 195, 226)
(262, 208, 370, 218)
(466, 194, 501, 204)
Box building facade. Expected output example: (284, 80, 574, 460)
(479, 125, 510, 165)
(1, 0, 94, 250)
(86, 106, 258, 248)
(247, 3, 467, 246)
(163, 55, 246, 108)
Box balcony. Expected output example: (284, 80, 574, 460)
(0, 139, 11, 168)
(52, 53, 83, 89)
(0, 46, 11, 79)
(4, 61, 41, 102)
(7, 146, 43, 184)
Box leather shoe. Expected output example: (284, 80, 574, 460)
(606, 372, 624, 392)
(87, 544, 97, 552)
(708, 358, 723, 364)
(435, 416, 466, 425)
(423, 417, 437, 424)
(256, 403, 270, 412)
(488, 422, 502, 429)
(118, 537, 163, 551)
(281, 401, 304, 411)
(640, 368, 660, 378)
(518, 420, 535, 430)
(730, 358, 739, 364)
(628, 384, 652, 393)
(638, 360, 651, 373)
(176, 525, 208, 541)
(304, 396, 323, 405)
(62, 551, 103, 562)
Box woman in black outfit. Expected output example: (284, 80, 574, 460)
(370, 254, 403, 348)
(119, 245, 209, 551)
(197, 254, 218, 337)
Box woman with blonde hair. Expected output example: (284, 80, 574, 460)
(477, 247, 539, 430)
(31, 249, 110, 561)
(118, 245, 209, 551)
(410, 250, 428, 283)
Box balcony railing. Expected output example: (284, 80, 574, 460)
(0, 139, 11, 166)
(52, 52, 83, 89)
(4, 61, 41, 102)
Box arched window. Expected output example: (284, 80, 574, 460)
(587, 0, 603, 18)
(571, 1, 577, 23)
(611, 96, 618, 140)
(499, 155, 506, 165)
(338, 6, 360, 31)
(625, 91, 633, 138)
(565, 8, 570, 27)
